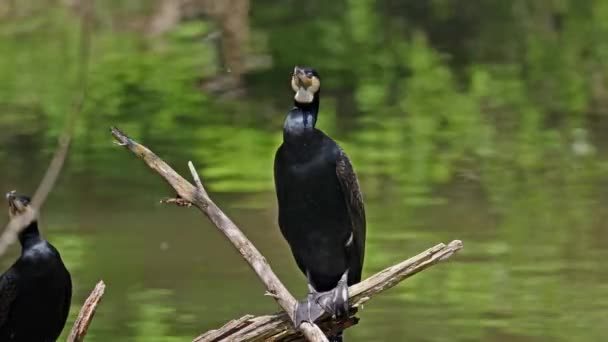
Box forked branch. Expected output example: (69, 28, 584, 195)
(110, 127, 329, 342)
(109, 127, 463, 342)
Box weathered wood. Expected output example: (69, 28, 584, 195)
(195, 240, 463, 341)
(68, 280, 106, 342)
(110, 127, 329, 342)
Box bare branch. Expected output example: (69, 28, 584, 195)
(0, 0, 94, 258)
(188, 161, 206, 194)
(110, 127, 329, 342)
(67, 280, 106, 342)
(194, 240, 463, 341)
(0, 115, 74, 257)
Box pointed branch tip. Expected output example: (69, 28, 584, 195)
(188, 161, 205, 193)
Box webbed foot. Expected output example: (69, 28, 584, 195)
(293, 271, 351, 328)
(294, 291, 325, 327)
(315, 271, 349, 319)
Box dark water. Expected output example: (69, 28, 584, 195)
(1, 1, 608, 341)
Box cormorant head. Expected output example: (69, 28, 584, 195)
(291, 66, 320, 104)
(6, 191, 33, 220)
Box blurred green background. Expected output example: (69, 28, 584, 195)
(1, 0, 608, 341)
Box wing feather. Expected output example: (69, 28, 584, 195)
(336, 149, 366, 283)
(0, 269, 18, 329)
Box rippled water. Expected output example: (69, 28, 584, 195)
(1, 1, 608, 341)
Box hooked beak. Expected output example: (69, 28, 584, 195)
(6, 190, 18, 216)
(6, 190, 31, 218)
(293, 66, 312, 88)
(6, 190, 16, 203)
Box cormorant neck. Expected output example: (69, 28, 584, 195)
(293, 92, 320, 115)
(283, 109, 316, 143)
(284, 93, 320, 143)
(19, 220, 42, 249)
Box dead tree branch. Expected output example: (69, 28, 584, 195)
(194, 240, 463, 341)
(110, 127, 329, 342)
(110, 127, 463, 341)
(0, 0, 93, 257)
(68, 280, 106, 342)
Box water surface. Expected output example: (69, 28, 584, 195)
(1, 1, 608, 341)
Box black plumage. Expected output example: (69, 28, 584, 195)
(274, 67, 366, 337)
(0, 192, 72, 341)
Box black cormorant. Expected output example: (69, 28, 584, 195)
(0, 191, 72, 341)
(274, 67, 366, 338)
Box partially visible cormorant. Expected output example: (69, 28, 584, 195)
(274, 67, 366, 340)
(0, 191, 72, 341)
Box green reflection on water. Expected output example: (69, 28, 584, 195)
(2, 1, 608, 341)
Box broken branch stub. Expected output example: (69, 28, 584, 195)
(68, 280, 106, 342)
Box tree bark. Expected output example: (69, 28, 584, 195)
(68, 281, 106, 342)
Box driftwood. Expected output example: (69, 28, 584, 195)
(111, 127, 329, 342)
(110, 126, 463, 341)
(68, 281, 106, 342)
(195, 240, 463, 341)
